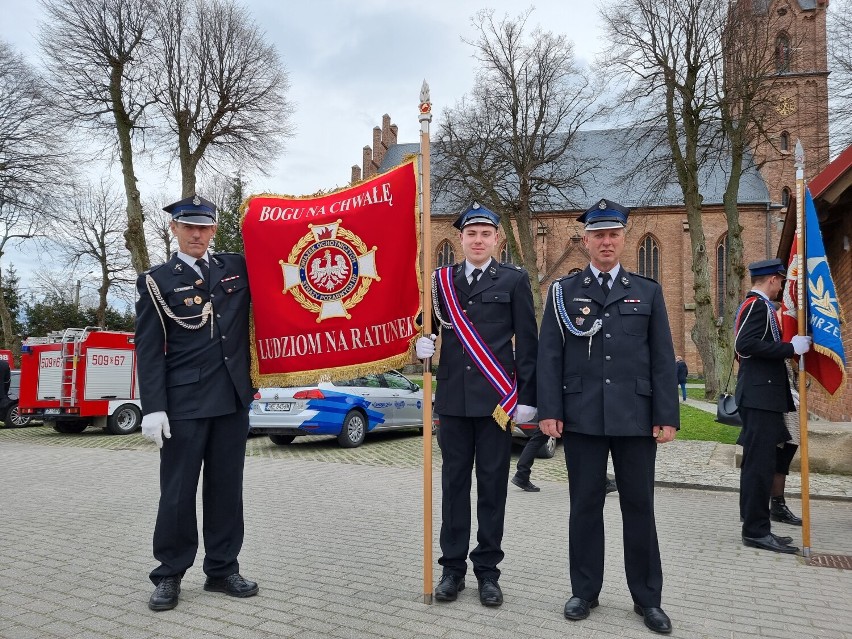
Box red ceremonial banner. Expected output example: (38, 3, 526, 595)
(241, 160, 421, 387)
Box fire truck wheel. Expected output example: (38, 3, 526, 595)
(2, 402, 31, 428)
(269, 434, 296, 445)
(107, 404, 143, 435)
(51, 421, 88, 434)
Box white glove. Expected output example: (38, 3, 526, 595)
(514, 404, 537, 423)
(141, 411, 171, 449)
(791, 335, 812, 355)
(416, 334, 436, 359)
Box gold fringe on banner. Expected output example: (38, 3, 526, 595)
(248, 317, 421, 389)
(492, 405, 512, 431)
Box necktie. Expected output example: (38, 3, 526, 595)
(469, 268, 482, 289)
(196, 258, 210, 290)
(600, 271, 611, 296)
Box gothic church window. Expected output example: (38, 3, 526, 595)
(782, 187, 791, 208)
(436, 240, 455, 267)
(637, 234, 660, 281)
(775, 33, 791, 73)
(780, 131, 789, 151)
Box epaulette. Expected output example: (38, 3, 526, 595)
(143, 263, 166, 275)
(556, 271, 580, 282)
(213, 251, 242, 256)
(498, 262, 525, 271)
(628, 271, 659, 283)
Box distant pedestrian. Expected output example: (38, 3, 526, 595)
(676, 356, 688, 402)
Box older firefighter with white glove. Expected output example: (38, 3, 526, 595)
(135, 194, 258, 611)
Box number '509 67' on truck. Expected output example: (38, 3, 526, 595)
(18, 327, 142, 435)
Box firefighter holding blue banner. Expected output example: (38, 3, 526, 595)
(416, 202, 538, 608)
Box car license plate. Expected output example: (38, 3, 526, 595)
(44, 408, 61, 415)
(266, 403, 292, 412)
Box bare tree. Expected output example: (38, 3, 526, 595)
(0, 39, 67, 350)
(828, 0, 852, 152)
(153, 0, 294, 197)
(45, 180, 136, 327)
(39, 0, 157, 274)
(598, 0, 795, 398)
(434, 9, 604, 315)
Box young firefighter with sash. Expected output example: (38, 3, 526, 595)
(136, 195, 258, 611)
(537, 199, 678, 634)
(416, 202, 537, 607)
(734, 258, 811, 555)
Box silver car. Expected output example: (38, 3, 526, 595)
(249, 370, 428, 448)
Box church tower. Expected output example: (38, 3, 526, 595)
(748, 0, 830, 207)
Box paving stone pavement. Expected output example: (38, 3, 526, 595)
(1, 438, 851, 639)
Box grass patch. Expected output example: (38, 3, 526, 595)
(678, 404, 740, 444)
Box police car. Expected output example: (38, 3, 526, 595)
(250, 370, 428, 448)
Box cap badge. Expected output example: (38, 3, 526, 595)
(598, 200, 607, 209)
(193, 195, 201, 206)
(472, 201, 480, 209)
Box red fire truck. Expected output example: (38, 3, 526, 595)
(18, 327, 142, 435)
(0, 349, 14, 368)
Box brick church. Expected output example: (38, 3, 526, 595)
(351, 0, 850, 420)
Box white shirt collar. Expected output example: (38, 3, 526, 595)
(589, 263, 620, 282)
(176, 250, 211, 270)
(465, 258, 492, 279)
(749, 288, 772, 302)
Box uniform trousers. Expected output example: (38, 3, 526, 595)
(738, 407, 789, 538)
(150, 410, 249, 585)
(514, 427, 549, 482)
(437, 414, 512, 580)
(564, 431, 662, 607)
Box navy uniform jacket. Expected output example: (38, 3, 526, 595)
(434, 261, 538, 417)
(537, 266, 679, 436)
(135, 252, 254, 420)
(734, 292, 795, 413)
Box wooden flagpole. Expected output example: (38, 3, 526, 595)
(418, 80, 435, 603)
(794, 139, 811, 557)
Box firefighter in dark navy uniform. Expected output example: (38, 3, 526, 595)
(537, 199, 678, 634)
(136, 194, 258, 611)
(734, 258, 810, 554)
(416, 202, 537, 607)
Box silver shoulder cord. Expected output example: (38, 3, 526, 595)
(734, 300, 769, 360)
(145, 274, 215, 346)
(431, 271, 453, 330)
(553, 282, 602, 359)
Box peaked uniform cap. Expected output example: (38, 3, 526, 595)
(748, 258, 786, 277)
(578, 198, 629, 230)
(164, 194, 217, 226)
(453, 201, 500, 230)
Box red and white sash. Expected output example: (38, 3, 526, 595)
(435, 266, 517, 429)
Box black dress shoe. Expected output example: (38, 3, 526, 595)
(148, 576, 181, 611)
(605, 478, 618, 494)
(771, 532, 794, 545)
(434, 574, 464, 602)
(770, 497, 803, 526)
(511, 475, 540, 492)
(742, 534, 799, 554)
(478, 577, 503, 607)
(634, 605, 673, 634)
(203, 573, 259, 597)
(563, 596, 598, 620)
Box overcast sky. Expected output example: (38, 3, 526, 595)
(0, 0, 605, 301)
